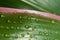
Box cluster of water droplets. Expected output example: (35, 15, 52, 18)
(0, 14, 59, 40)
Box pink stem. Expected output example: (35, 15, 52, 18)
(0, 7, 60, 21)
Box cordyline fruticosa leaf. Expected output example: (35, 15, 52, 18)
(0, 7, 60, 40)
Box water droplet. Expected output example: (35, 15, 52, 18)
(19, 16, 22, 19)
(4, 34, 9, 38)
(6, 27, 9, 29)
(13, 21, 16, 23)
(46, 33, 49, 36)
(29, 38, 31, 40)
(25, 25, 30, 29)
(55, 39, 58, 40)
(16, 27, 20, 30)
(0, 26, 4, 28)
(39, 32, 42, 34)
(21, 34, 24, 37)
(30, 35, 33, 38)
(44, 37, 47, 40)
(1, 15, 5, 17)
(55, 32, 58, 34)
(25, 34, 30, 37)
(11, 26, 14, 29)
(15, 35, 18, 38)
(28, 28, 32, 30)
(7, 20, 10, 23)
(51, 20, 55, 23)
(27, 32, 29, 35)
(36, 19, 39, 21)
(28, 17, 31, 20)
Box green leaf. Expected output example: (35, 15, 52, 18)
(0, 0, 37, 10)
(0, 12, 60, 40)
(0, 7, 60, 40)
(0, 0, 60, 40)
(21, 0, 60, 15)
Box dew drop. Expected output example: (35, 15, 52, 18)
(21, 34, 24, 37)
(7, 20, 10, 23)
(1, 15, 5, 17)
(19, 16, 22, 19)
(13, 21, 16, 23)
(55, 32, 58, 34)
(25, 25, 30, 29)
(6, 27, 9, 29)
(29, 38, 31, 40)
(51, 20, 55, 23)
(16, 27, 20, 30)
(11, 26, 14, 29)
(28, 17, 31, 20)
(55, 39, 58, 40)
(30, 35, 33, 38)
(39, 32, 42, 34)
(0, 26, 4, 28)
(44, 37, 47, 40)
(4, 34, 9, 38)
(46, 33, 49, 36)
(15, 35, 18, 38)
(27, 32, 30, 35)
(28, 28, 32, 30)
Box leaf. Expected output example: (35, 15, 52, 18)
(0, 7, 60, 40)
(0, 0, 60, 40)
(0, 0, 37, 10)
(21, 0, 60, 15)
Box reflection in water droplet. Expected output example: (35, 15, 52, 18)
(51, 20, 55, 23)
